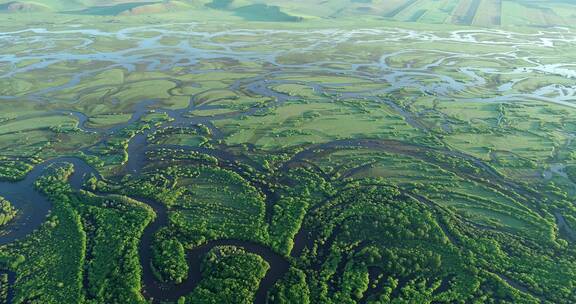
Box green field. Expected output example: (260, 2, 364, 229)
(0, 1, 575, 304)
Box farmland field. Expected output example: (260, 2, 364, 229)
(0, 1, 576, 304)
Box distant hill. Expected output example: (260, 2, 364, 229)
(0, 1, 51, 12)
(206, 1, 302, 22)
(1, 0, 575, 27)
(67, 1, 193, 16)
(201, 0, 576, 27)
(118, 1, 193, 15)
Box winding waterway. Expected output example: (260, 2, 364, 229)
(0, 150, 290, 304)
(1, 24, 576, 108)
(1, 22, 575, 303)
(0, 70, 299, 303)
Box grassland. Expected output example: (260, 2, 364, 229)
(0, 6, 575, 304)
(0, 0, 575, 27)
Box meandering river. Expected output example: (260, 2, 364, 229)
(1, 23, 575, 303)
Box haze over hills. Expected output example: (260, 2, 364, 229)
(1, 0, 575, 27)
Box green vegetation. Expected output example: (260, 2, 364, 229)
(1, 165, 85, 304)
(268, 268, 310, 304)
(1, 4, 576, 304)
(80, 193, 152, 303)
(151, 237, 188, 284)
(233, 4, 302, 22)
(70, 2, 159, 16)
(184, 246, 269, 304)
(86, 113, 132, 129)
(1, 0, 573, 27)
(0, 165, 153, 303)
(0, 272, 10, 303)
(0, 197, 16, 227)
(0, 160, 33, 181)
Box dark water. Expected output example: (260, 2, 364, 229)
(0, 82, 297, 302)
(0, 74, 321, 302)
(0, 155, 291, 303)
(138, 194, 289, 303)
(0, 157, 100, 245)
